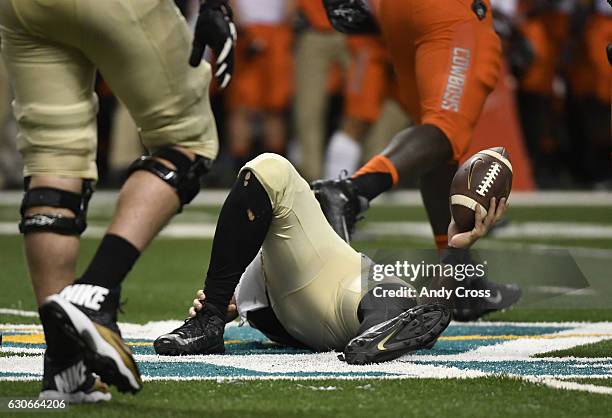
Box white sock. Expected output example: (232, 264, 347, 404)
(324, 131, 361, 179)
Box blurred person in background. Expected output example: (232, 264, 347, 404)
(0, 54, 22, 188)
(503, 0, 611, 188)
(576, 0, 612, 188)
(511, 0, 574, 187)
(323, 34, 405, 179)
(294, 0, 349, 180)
(226, 0, 295, 172)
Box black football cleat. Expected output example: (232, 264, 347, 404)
(343, 304, 451, 365)
(39, 293, 142, 394)
(154, 304, 225, 356)
(453, 278, 522, 322)
(310, 175, 369, 242)
(39, 351, 111, 403)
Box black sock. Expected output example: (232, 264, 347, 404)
(76, 234, 140, 310)
(352, 172, 393, 201)
(204, 170, 272, 316)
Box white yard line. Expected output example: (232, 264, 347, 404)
(358, 221, 612, 240)
(1, 190, 612, 207)
(2, 311, 612, 329)
(523, 376, 612, 395)
(0, 308, 39, 318)
(0, 223, 217, 239)
(1, 221, 612, 243)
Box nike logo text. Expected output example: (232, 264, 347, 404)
(54, 360, 86, 393)
(60, 284, 109, 311)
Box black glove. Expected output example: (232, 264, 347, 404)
(190, 0, 237, 89)
(322, 0, 379, 34)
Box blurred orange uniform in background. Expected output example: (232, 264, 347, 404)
(227, 0, 293, 112)
(586, 0, 612, 103)
(299, 0, 334, 30)
(517, 0, 571, 95)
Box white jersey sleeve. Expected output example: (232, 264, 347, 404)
(234, 251, 269, 322)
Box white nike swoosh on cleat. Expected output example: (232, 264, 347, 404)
(162, 334, 207, 345)
(484, 290, 503, 304)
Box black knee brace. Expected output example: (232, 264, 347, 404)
(127, 148, 213, 211)
(19, 179, 94, 236)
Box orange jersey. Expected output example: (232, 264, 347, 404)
(378, 0, 501, 160)
(227, 24, 293, 111)
(298, 0, 333, 31)
(585, 14, 612, 103)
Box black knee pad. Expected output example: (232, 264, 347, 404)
(127, 148, 213, 211)
(19, 179, 94, 236)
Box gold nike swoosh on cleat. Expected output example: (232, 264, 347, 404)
(89, 377, 110, 394)
(376, 329, 398, 351)
(93, 323, 142, 389)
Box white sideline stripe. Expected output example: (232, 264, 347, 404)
(2, 221, 612, 241)
(0, 223, 217, 239)
(1, 191, 612, 207)
(524, 376, 612, 395)
(0, 308, 39, 318)
(491, 222, 612, 239)
(1, 375, 611, 385)
(467, 239, 612, 260)
(358, 221, 612, 240)
(0, 347, 45, 354)
(4, 318, 612, 330)
(530, 286, 596, 296)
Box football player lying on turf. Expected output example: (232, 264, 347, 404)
(154, 153, 508, 364)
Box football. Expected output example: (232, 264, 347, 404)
(450, 147, 513, 232)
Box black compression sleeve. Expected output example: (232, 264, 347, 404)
(203, 170, 272, 315)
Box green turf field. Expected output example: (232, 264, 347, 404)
(4, 378, 612, 418)
(1, 192, 611, 416)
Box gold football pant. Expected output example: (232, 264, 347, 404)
(241, 153, 363, 351)
(0, 0, 218, 179)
